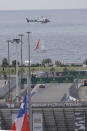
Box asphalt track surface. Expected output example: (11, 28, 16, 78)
(32, 83, 72, 103)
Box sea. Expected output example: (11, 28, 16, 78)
(0, 9, 87, 64)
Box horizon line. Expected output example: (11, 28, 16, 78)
(0, 8, 87, 11)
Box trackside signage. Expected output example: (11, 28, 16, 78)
(32, 102, 82, 108)
(33, 113, 43, 131)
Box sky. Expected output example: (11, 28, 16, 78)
(0, 0, 87, 10)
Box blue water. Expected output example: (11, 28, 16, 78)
(0, 9, 87, 64)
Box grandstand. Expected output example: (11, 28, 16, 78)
(0, 102, 87, 130)
(32, 102, 86, 131)
(0, 83, 87, 130)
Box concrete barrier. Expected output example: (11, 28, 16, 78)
(0, 79, 16, 98)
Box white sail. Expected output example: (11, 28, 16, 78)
(40, 40, 46, 52)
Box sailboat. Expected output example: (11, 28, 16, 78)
(34, 39, 46, 53)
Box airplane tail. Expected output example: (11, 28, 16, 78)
(26, 18, 30, 23)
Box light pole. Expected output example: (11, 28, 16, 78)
(13, 38, 20, 103)
(19, 34, 24, 89)
(26, 32, 32, 131)
(7, 40, 13, 103)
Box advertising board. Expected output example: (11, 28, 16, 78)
(33, 113, 43, 131)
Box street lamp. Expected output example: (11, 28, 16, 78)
(26, 32, 32, 131)
(7, 40, 13, 103)
(13, 38, 20, 102)
(18, 34, 24, 67)
(19, 34, 24, 89)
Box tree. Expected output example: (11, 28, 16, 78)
(83, 59, 87, 65)
(42, 58, 52, 67)
(12, 60, 16, 67)
(12, 60, 20, 67)
(55, 60, 62, 67)
(35, 63, 40, 67)
(1, 58, 8, 67)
